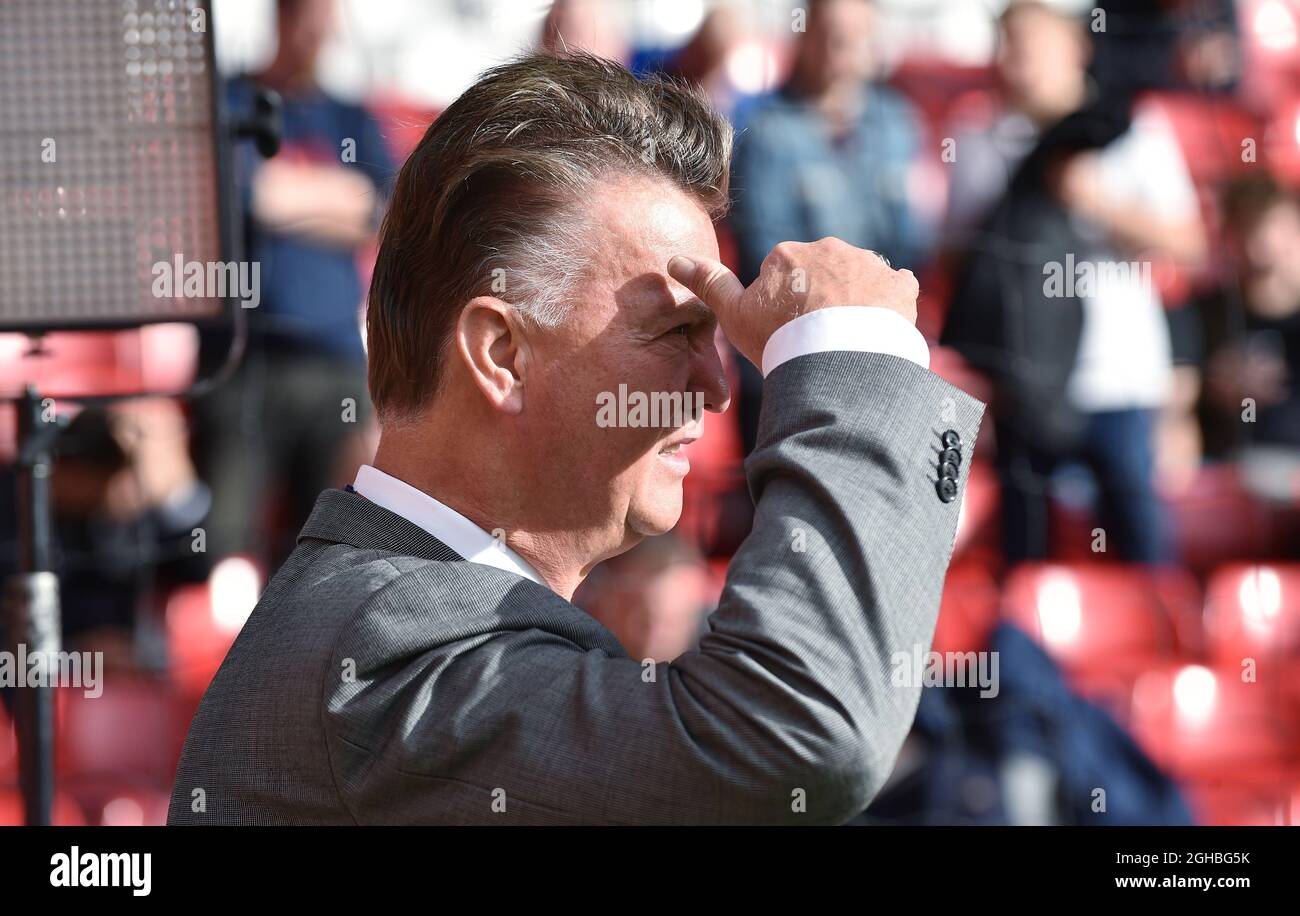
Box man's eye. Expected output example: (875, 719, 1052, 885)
(669, 324, 692, 336)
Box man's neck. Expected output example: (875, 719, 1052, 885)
(371, 437, 594, 601)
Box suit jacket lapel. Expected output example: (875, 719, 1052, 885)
(298, 487, 630, 659)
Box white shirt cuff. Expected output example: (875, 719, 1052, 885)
(760, 306, 930, 377)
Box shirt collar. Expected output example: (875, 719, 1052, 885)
(351, 464, 546, 587)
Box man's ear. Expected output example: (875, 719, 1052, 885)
(455, 296, 528, 414)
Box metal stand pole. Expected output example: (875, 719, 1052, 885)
(3, 386, 64, 826)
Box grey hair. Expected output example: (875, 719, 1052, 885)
(482, 218, 591, 329)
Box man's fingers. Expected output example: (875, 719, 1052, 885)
(667, 255, 744, 315)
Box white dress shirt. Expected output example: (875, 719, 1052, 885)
(1065, 107, 1192, 412)
(352, 463, 547, 585)
(354, 307, 929, 585)
(761, 306, 930, 376)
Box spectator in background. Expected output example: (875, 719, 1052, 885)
(0, 400, 210, 668)
(728, 0, 928, 454)
(942, 0, 1091, 245)
(945, 1, 1205, 265)
(539, 0, 630, 65)
(194, 0, 393, 566)
(942, 0, 1206, 564)
(730, 0, 928, 282)
(1193, 176, 1300, 504)
(1172, 0, 1240, 94)
(664, 4, 753, 122)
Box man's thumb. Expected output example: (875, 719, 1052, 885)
(667, 255, 744, 314)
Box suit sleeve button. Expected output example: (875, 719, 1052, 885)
(942, 429, 961, 448)
(936, 477, 959, 502)
(940, 461, 960, 480)
(940, 447, 962, 467)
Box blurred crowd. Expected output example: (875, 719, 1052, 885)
(3, 0, 1300, 825)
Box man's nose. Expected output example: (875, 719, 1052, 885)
(694, 343, 732, 415)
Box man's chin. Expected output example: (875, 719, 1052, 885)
(627, 491, 684, 538)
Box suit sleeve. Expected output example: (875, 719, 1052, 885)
(325, 350, 985, 824)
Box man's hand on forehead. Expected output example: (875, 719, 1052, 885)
(666, 238, 919, 368)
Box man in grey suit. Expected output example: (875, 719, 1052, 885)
(169, 51, 983, 825)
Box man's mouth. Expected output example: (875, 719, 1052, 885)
(657, 434, 698, 474)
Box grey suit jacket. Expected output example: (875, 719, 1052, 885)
(168, 351, 983, 825)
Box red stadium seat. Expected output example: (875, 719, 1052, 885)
(0, 329, 193, 405)
(933, 561, 1000, 656)
(56, 678, 183, 786)
(1128, 663, 1300, 787)
(0, 331, 118, 399)
(1150, 91, 1261, 186)
(0, 789, 87, 826)
(136, 323, 200, 392)
(1167, 465, 1285, 573)
(1186, 779, 1300, 826)
(952, 459, 999, 562)
(1001, 563, 1200, 699)
(0, 703, 14, 782)
(64, 776, 175, 827)
(1238, 0, 1300, 111)
(0, 326, 198, 462)
(166, 555, 262, 700)
(928, 346, 994, 411)
(166, 582, 230, 700)
(94, 788, 171, 826)
(1204, 564, 1300, 666)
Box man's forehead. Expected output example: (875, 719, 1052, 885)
(588, 177, 717, 260)
(563, 175, 717, 324)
